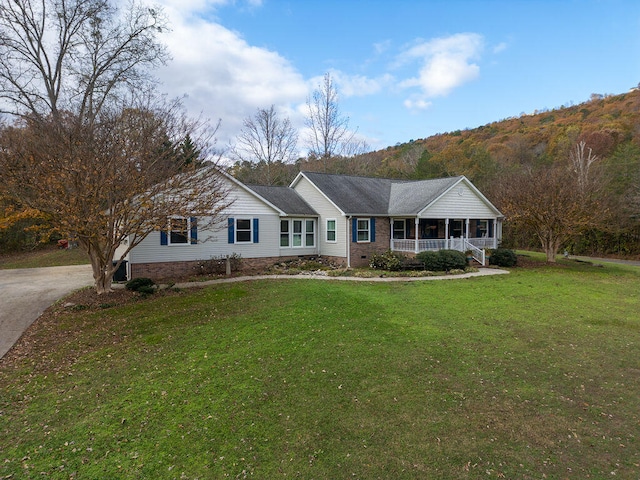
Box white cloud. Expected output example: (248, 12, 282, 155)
(154, 1, 308, 147)
(317, 70, 394, 98)
(403, 97, 433, 111)
(397, 33, 484, 100)
(493, 42, 508, 54)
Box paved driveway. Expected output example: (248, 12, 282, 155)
(0, 265, 93, 359)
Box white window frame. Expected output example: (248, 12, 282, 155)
(305, 219, 316, 247)
(280, 219, 290, 247)
(392, 219, 405, 240)
(356, 218, 370, 243)
(280, 218, 316, 248)
(168, 216, 190, 246)
(326, 218, 337, 243)
(235, 218, 253, 244)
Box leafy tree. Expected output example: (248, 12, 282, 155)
(230, 105, 298, 185)
(0, 0, 230, 293)
(494, 164, 603, 262)
(1, 104, 231, 293)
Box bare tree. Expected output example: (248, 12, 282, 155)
(0, 0, 231, 293)
(230, 105, 298, 185)
(569, 140, 600, 195)
(304, 72, 367, 171)
(1, 98, 231, 293)
(0, 0, 169, 123)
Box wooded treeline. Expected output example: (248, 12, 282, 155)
(230, 89, 640, 257)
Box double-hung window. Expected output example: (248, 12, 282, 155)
(357, 218, 370, 242)
(169, 217, 189, 244)
(280, 219, 315, 248)
(161, 216, 197, 246)
(235, 219, 252, 243)
(326, 219, 337, 242)
(227, 217, 259, 244)
(392, 220, 405, 240)
(280, 220, 290, 247)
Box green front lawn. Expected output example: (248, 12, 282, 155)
(0, 246, 89, 269)
(1, 258, 639, 478)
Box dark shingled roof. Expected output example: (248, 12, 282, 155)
(301, 171, 396, 214)
(388, 176, 462, 215)
(301, 172, 462, 215)
(247, 185, 317, 216)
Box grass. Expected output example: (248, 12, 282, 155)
(1, 257, 639, 478)
(0, 246, 89, 269)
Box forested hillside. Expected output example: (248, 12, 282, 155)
(231, 89, 640, 257)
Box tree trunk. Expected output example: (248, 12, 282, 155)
(81, 240, 116, 294)
(541, 234, 562, 263)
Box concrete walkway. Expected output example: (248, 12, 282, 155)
(170, 267, 510, 289)
(570, 255, 640, 267)
(0, 265, 93, 359)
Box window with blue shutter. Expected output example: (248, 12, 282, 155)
(228, 218, 235, 244)
(355, 218, 371, 242)
(352, 218, 357, 243)
(190, 217, 197, 244)
(161, 217, 196, 246)
(253, 218, 259, 243)
(371, 218, 376, 242)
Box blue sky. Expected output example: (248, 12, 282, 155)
(155, 0, 640, 155)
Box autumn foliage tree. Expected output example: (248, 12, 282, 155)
(1, 102, 230, 292)
(0, 0, 230, 293)
(494, 146, 604, 262)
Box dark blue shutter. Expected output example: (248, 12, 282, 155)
(253, 218, 259, 243)
(228, 218, 234, 244)
(190, 217, 197, 244)
(352, 218, 357, 243)
(160, 229, 168, 245)
(371, 218, 376, 242)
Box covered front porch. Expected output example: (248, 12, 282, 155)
(390, 218, 501, 265)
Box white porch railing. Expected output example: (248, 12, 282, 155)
(464, 240, 486, 266)
(391, 236, 493, 266)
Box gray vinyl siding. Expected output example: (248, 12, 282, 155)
(127, 176, 282, 265)
(293, 176, 347, 259)
(128, 213, 281, 264)
(420, 182, 498, 218)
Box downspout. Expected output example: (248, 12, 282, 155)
(347, 216, 352, 268)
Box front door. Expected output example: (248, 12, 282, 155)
(450, 219, 464, 238)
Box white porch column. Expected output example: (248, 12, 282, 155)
(445, 218, 450, 249)
(492, 219, 497, 248)
(415, 217, 419, 254)
(390, 218, 393, 251)
(465, 218, 470, 241)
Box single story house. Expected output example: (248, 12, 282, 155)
(118, 171, 503, 280)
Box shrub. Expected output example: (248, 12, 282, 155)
(417, 249, 467, 271)
(416, 251, 442, 271)
(489, 248, 518, 267)
(125, 277, 156, 292)
(370, 250, 405, 271)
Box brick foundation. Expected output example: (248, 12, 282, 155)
(349, 219, 391, 267)
(129, 255, 345, 281)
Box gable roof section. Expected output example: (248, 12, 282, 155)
(388, 176, 462, 215)
(296, 171, 395, 215)
(246, 185, 317, 216)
